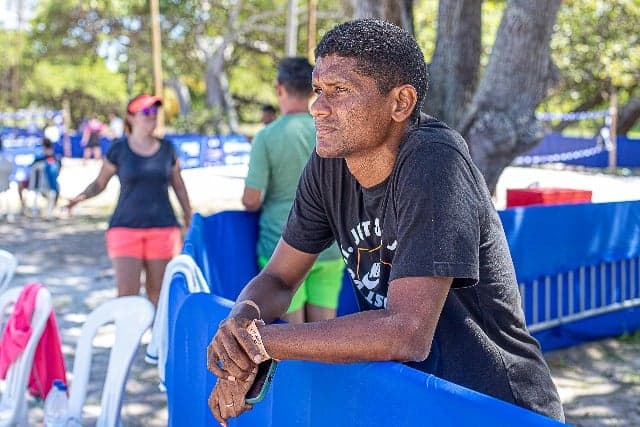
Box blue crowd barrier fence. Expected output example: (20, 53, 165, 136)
(180, 211, 358, 315)
(167, 292, 563, 427)
(163, 210, 580, 426)
(500, 200, 640, 350)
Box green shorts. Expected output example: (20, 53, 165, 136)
(258, 256, 344, 313)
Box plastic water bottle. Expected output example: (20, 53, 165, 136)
(43, 379, 68, 427)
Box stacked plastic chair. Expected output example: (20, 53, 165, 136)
(66, 296, 154, 427)
(0, 286, 52, 427)
(0, 250, 17, 294)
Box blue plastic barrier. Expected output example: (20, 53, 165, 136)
(181, 211, 259, 301)
(67, 133, 112, 158)
(169, 133, 251, 170)
(165, 210, 571, 426)
(170, 201, 640, 356)
(499, 201, 640, 284)
(182, 211, 358, 314)
(500, 200, 640, 350)
(167, 292, 563, 427)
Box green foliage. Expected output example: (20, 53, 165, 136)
(413, 1, 437, 59)
(170, 108, 227, 135)
(23, 60, 127, 127)
(549, 0, 640, 110)
(7, 0, 637, 135)
(0, 29, 25, 109)
(619, 328, 640, 344)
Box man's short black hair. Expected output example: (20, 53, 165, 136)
(277, 57, 314, 98)
(261, 104, 277, 114)
(315, 19, 428, 123)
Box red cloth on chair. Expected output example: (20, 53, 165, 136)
(0, 283, 67, 399)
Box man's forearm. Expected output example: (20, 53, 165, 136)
(259, 309, 427, 364)
(231, 271, 298, 323)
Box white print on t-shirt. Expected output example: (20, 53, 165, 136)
(341, 218, 397, 309)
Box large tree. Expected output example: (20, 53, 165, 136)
(457, 0, 561, 193)
(157, 0, 346, 132)
(26, 0, 155, 124)
(355, 0, 562, 194)
(350, 0, 414, 32)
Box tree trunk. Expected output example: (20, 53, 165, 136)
(351, 0, 413, 32)
(616, 97, 640, 136)
(205, 52, 226, 133)
(351, 0, 384, 20)
(203, 0, 242, 133)
(166, 78, 191, 115)
(425, 0, 482, 128)
(205, 52, 239, 134)
(459, 0, 562, 194)
(221, 71, 239, 133)
(398, 0, 415, 35)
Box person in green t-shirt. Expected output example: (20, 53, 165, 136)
(242, 57, 344, 324)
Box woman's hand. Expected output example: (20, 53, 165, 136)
(66, 195, 83, 211)
(182, 211, 192, 230)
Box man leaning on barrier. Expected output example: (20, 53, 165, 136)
(206, 19, 565, 426)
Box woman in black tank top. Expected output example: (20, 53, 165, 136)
(67, 94, 193, 307)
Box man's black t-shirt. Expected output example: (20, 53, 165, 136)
(106, 138, 179, 229)
(282, 115, 564, 420)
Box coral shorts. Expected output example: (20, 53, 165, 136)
(106, 227, 182, 260)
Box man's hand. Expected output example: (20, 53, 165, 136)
(207, 317, 265, 382)
(208, 373, 256, 427)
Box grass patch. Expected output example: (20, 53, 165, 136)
(618, 329, 640, 344)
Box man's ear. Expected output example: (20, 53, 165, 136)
(390, 85, 418, 123)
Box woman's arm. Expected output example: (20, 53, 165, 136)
(169, 160, 192, 228)
(80, 127, 89, 146)
(67, 159, 116, 208)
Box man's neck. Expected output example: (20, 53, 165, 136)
(280, 97, 309, 115)
(346, 124, 409, 188)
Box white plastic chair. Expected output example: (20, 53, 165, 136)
(67, 296, 155, 427)
(145, 254, 210, 388)
(0, 250, 18, 295)
(26, 162, 56, 217)
(0, 286, 53, 427)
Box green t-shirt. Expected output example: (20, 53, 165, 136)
(245, 113, 340, 261)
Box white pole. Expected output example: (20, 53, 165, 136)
(151, 0, 165, 134)
(285, 0, 298, 57)
(608, 88, 618, 173)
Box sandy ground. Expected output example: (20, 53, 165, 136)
(2, 158, 640, 426)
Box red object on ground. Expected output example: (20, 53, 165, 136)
(506, 188, 593, 208)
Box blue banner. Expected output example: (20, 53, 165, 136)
(1, 127, 252, 179)
(515, 133, 640, 168)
